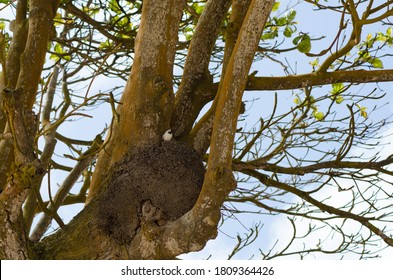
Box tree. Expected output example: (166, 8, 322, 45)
(1, 0, 393, 259)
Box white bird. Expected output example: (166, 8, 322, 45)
(162, 129, 173, 141)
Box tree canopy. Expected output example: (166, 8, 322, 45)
(1, 0, 393, 259)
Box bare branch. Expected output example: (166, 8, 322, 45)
(246, 69, 393, 91)
(30, 135, 102, 242)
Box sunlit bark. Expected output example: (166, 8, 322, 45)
(87, 0, 184, 202)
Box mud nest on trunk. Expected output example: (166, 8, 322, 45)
(97, 141, 205, 243)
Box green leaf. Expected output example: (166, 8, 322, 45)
(372, 58, 383, 69)
(195, 5, 204, 14)
(185, 33, 192, 41)
(262, 27, 278, 40)
(54, 43, 63, 54)
(109, 0, 122, 14)
(313, 111, 324, 121)
(51, 43, 70, 61)
(365, 33, 374, 46)
(192, 3, 205, 14)
(330, 83, 344, 95)
(335, 96, 344, 104)
(292, 35, 301, 45)
(99, 40, 113, 50)
(358, 50, 371, 59)
(274, 16, 287, 26)
(272, 2, 281, 12)
(49, 53, 60, 62)
(82, 5, 100, 16)
(329, 83, 345, 103)
(287, 10, 296, 22)
(284, 26, 293, 38)
(356, 104, 368, 119)
(54, 13, 66, 27)
(387, 27, 392, 37)
(309, 58, 319, 68)
(297, 35, 311, 53)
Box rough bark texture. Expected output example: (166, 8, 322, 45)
(171, 0, 231, 139)
(0, 0, 60, 259)
(0, 0, 28, 192)
(37, 141, 204, 259)
(208, 0, 275, 168)
(246, 69, 393, 91)
(223, 0, 253, 72)
(87, 0, 185, 202)
(0, 188, 32, 259)
(187, 0, 253, 155)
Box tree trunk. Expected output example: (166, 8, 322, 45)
(87, 0, 184, 202)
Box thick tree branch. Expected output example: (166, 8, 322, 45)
(246, 69, 393, 91)
(222, 0, 252, 72)
(0, 0, 28, 190)
(0, 72, 5, 134)
(87, 0, 184, 203)
(233, 156, 393, 175)
(18, 0, 61, 108)
(102, 0, 278, 259)
(186, 0, 252, 153)
(0, 1, 61, 259)
(172, 0, 230, 138)
(208, 0, 275, 169)
(181, 0, 276, 257)
(5, 0, 28, 88)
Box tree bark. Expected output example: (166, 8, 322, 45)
(87, 0, 185, 202)
(246, 69, 393, 91)
(171, 0, 231, 139)
(186, 0, 253, 154)
(0, 0, 60, 259)
(205, 0, 275, 179)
